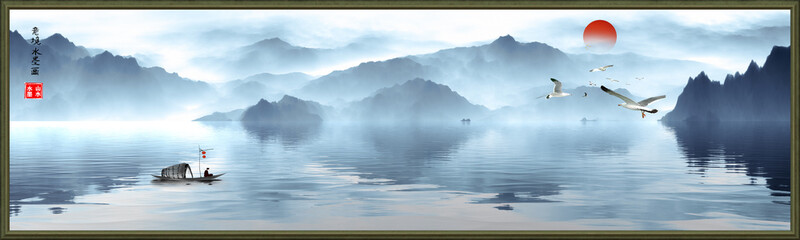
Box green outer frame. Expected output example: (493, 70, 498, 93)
(0, 0, 797, 239)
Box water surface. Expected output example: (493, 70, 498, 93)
(9, 121, 790, 230)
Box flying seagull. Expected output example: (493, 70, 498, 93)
(545, 78, 571, 99)
(635, 77, 644, 81)
(600, 85, 666, 118)
(588, 81, 597, 86)
(606, 77, 620, 82)
(590, 65, 614, 72)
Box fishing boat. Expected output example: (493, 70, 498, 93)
(152, 147, 225, 181)
(152, 162, 226, 181)
(152, 174, 225, 181)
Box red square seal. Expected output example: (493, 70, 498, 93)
(25, 82, 42, 99)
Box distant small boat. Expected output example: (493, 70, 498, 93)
(580, 117, 597, 122)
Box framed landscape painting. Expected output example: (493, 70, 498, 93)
(1, 0, 797, 239)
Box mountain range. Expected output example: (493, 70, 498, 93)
(296, 35, 725, 110)
(197, 78, 487, 123)
(8, 30, 790, 122)
(661, 46, 790, 122)
(192, 37, 391, 80)
(9, 30, 215, 120)
(296, 57, 441, 105)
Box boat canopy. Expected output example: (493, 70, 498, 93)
(161, 163, 193, 179)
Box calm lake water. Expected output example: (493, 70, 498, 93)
(9, 121, 791, 230)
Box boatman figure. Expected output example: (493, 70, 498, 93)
(204, 168, 214, 177)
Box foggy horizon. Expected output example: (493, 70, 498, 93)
(10, 10, 790, 83)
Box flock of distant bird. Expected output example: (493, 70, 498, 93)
(541, 64, 666, 118)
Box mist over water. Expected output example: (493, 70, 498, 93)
(9, 121, 789, 230)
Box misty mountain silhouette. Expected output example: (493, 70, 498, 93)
(226, 72, 313, 91)
(194, 109, 245, 121)
(298, 35, 575, 106)
(40, 33, 91, 60)
(298, 57, 439, 104)
(248, 37, 295, 49)
(8, 31, 770, 122)
(661, 46, 790, 121)
(9, 30, 216, 120)
(209, 72, 314, 111)
(239, 95, 329, 123)
(193, 36, 388, 80)
(348, 78, 488, 122)
(297, 34, 717, 110)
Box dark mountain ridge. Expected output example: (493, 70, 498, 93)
(661, 46, 790, 122)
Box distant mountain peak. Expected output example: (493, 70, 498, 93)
(683, 71, 714, 88)
(354, 57, 420, 69)
(384, 78, 449, 93)
(693, 71, 710, 82)
(746, 60, 760, 73)
(253, 37, 292, 48)
(42, 33, 76, 47)
(97, 50, 114, 58)
(92, 50, 136, 62)
(353, 78, 487, 122)
(764, 46, 790, 68)
(491, 34, 518, 46)
(768, 45, 790, 55)
(10, 30, 27, 44)
(240, 96, 324, 123)
(45, 33, 67, 41)
(497, 34, 515, 41)
(279, 94, 302, 103)
(404, 77, 431, 85)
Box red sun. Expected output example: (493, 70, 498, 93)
(583, 20, 617, 52)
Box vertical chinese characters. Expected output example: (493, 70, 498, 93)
(26, 27, 43, 99)
(31, 27, 41, 75)
(31, 47, 41, 75)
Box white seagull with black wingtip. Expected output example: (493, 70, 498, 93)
(600, 85, 665, 118)
(544, 78, 571, 99)
(590, 65, 613, 72)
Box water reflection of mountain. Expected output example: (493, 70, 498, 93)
(10, 155, 142, 211)
(330, 124, 606, 203)
(241, 121, 321, 147)
(326, 124, 478, 185)
(663, 121, 790, 192)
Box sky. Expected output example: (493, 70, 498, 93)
(10, 10, 790, 83)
